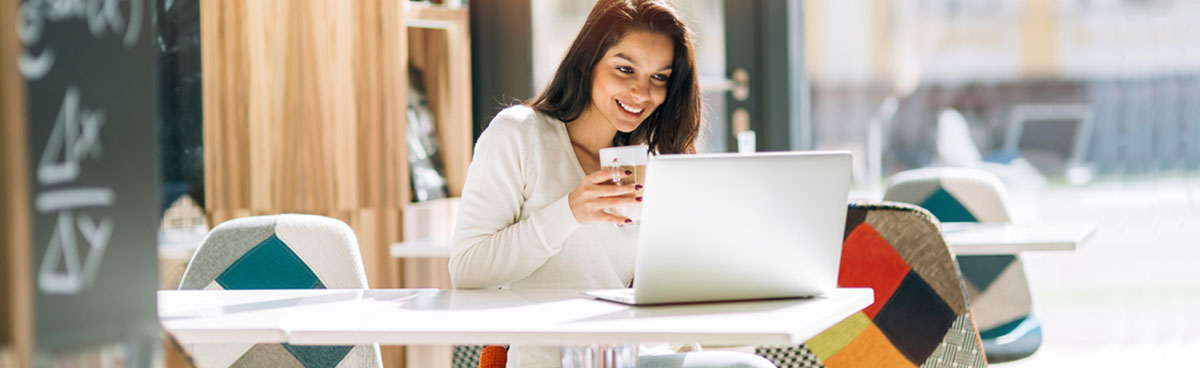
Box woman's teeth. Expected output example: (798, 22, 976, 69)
(617, 100, 643, 114)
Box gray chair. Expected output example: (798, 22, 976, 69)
(179, 214, 383, 368)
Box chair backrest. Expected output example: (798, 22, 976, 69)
(179, 214, 382, 368)
(757, 202, 988, 368)
(884, 167, 1012, 223)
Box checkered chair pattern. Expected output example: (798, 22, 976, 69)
(884, 167, 1041, 363)
(178, 214, 383, 368)
(756, 202, 988, 368)
(452, 345, 484, 368)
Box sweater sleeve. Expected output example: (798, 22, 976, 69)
(449, 112, 581, 289)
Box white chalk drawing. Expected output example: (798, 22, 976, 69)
(38, 87, 105, 185)
(35, 87, 114, 294)
(38, 210, 113, 293)
(18, 0, 144, 80)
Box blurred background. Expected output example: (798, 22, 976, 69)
(151, 0, 1199, 366)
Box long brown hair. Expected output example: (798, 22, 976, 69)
(529, 0, 701, 154)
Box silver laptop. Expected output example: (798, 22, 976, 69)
(586, 151, 852, 305)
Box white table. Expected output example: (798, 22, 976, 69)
(940, 222, 1097, 255)
(160, 288, 872, 347)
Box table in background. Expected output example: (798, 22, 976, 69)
(940, 222, 1097, 255)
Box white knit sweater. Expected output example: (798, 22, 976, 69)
(449, 105, 641, 367)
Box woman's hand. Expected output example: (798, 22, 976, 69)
(568, 168, 643, 225)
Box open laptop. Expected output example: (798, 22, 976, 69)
(585, 151, 852, 305)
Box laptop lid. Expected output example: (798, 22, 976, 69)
(630, 151, 852, 305)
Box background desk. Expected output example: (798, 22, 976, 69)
(160, 288, 872, 346)
(941, 222, 1097, 255)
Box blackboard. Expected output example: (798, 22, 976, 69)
(18, 0, 160, 363)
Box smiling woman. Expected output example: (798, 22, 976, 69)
(449, 1, 772, 367)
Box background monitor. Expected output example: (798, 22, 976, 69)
(1005, 104, 1094, 177)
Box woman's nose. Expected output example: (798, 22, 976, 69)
(628, 82, 650, 103)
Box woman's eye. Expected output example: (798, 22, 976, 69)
(652, 74, 669, 82)
(617, 66, 634, 74)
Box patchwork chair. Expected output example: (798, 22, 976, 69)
(178, 214, 383, 368)
(756, 201, 988, 368)
(883, 167, 1041, 363)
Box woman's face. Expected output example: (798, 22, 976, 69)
(588, 31, 674, 133)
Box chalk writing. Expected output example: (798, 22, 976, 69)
(34, 86, 114, 294)
(17, 0, 143, 80)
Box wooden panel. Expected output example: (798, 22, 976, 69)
(334, 209, 403, 290)
(401, 258, 453, 290)
(406, 346, 453, 368)
(1, 0, 31, 363)
(354, 0, 385, 210)
(204, 0, 307, 215)
(443, 20, 474, 198)
(300, 1, 358, 212)
(244, 0, 304, 213)
(408, 3, 466, 25)
(382, 0, 411, 208)
(349, 0, 411, 210)
(203, 0, 250, 213)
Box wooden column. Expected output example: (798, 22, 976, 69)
(2, 0, 32, 365)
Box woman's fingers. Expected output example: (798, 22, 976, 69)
(593, 211, 632, 225)
(585, 167, 631, 184)
(568, 169, 643, 225)
(585, 182, 639, 198)
(589, 195, 640, 210)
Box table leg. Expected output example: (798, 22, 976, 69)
(560, 344, 638, 368)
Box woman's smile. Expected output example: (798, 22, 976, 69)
(616, 98, 645, 117)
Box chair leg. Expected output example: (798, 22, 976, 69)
(980, 315, 1043, 363)
(478, 345, 507, 368)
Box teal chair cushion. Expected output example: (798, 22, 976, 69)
(215, 234, 326, 290)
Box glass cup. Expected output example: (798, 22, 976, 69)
(598, 144, 649, 224)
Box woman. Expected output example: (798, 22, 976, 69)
(451, 0, 775, 367)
